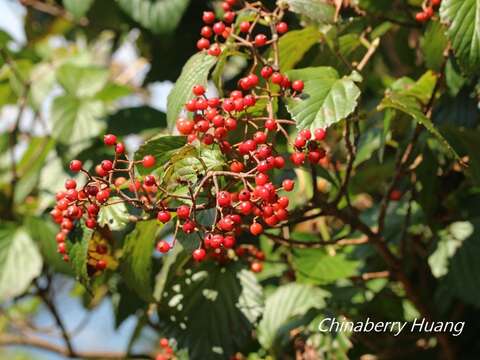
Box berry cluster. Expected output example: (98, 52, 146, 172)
(50, 133, 158, 265)
(415, 0, 441, 22)
(52, 1, 330, 273)
(155, 337, 176, 360)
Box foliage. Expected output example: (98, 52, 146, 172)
(0, 0, 479, 360)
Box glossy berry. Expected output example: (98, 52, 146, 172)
(177, 118, 195, 135)
(239, 21, 250, 33)
(115, 142, 125, 154)
(193, 248, 206, 261)
(193, 85, 206, 96)
(389, 190, 403, 201)
(202, 11, 215, 24)
(160, 338, 169, 348)
(104, 134, 117, 146)
(250, 222, 263, 236)
(200, 26, 212, 38)
(276, 22, 288, 34)
(251, 261, 263, 273)
(213, 21, 226, 35)
(197, 38, 210, 50)
(69, 160, 82, 172)
(142, 155, 156, 168)
(314, 128, 326, 141)
(65, 179, 77, 190)
(157, 211, 171, 223)
(283, 179, 295, 191)
(292, 80, 304, 92)
(156, 240, 171, 253)
(254, 34, 267, 47)
(177, 205, 191, 219)
(230, 161, 244, 173)
(101, 160, 113, 172)
(96, 259, 107, 271)
(261, 66, 273, 79)
(217, 191, 232, 207)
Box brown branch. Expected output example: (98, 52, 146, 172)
(0, 334, 153, 359)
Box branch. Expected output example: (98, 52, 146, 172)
(266, 233, 368, 248)
(0, 334, 153, 359)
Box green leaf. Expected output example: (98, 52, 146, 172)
(95, 83, 132, 102)
(280, 0, 336, 24)
(429, 221, 473, 278)
(0, 224, 42, 301)
(158, 261, 264, 359)
(257, 283, 328, 350)
(56, 64, 109, 98)
(440, 0, 480, 74)
(276, 27, 321, 72)
(167, 52, 217, 129)
(68, 226, 94, 285)
(168, 146, 225, 183)
(421, 21, 448, 72)
(134, 135, 188, 175)
(107, 106, 167, 136)
(116, 0, 190, 34)
(285, 67, 361, 131)
(121, 220, 160, 302)
(63, 0, 94, 19)
(14, 137, 55, 204)
(97, 197, 130, 231)
(292, 247, 360, 285)
(379, 92, 460, 160)
(25, 217, 72, 275)
(51, 95, 106, 145)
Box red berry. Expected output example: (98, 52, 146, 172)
(251, 261, 263, 273)
(276, 22, 288, 34)
(65, 179, 77, 190)
(424, 6, 434, 18)
(274, 156, 285, 168)
(197, 38, 210, 50)
(254, 34, 267, 47)
(244, 94, 256, 107)
(104, 134, 117, 146)
(115, 142, 125, 154)
(250, 222, 263, 236)
(57, 242, 67, 254)
(294, 136, 307, 148)
(213, 21, 226, 35)
(142, 155, 156, 168)
(292, 80, 304, 92)
(177, 205, 191, 219)
(157, 211, 171, 223)
(255, 173, 269, 186)
(265, 119, 278, 131)
(217, 191, 232, 207)
(144, 175, 156, 186)
(193, 85, 206, 96)
(85, 218, 97, 229)
(291, 152, 306, 165)
(156, 240, 171, 253)
(95, 164, 108, 177)
(239, 21, 250, 33)
(282, 179, 295, 191)
(96, 259, 107, 271)
(160, 338, 169, 348)
(193, 248, 206, 261)
(203, 134, 214, 145)
(238, 201, 253, 215)
(271, 72, 283, 84)
(238, 189, 251, 201)
(223, 235, 236, 248)
(69, 160, 82, 172)
(415, 12, 427, 22)
(261, 66, 273, 79)
(225, 117, 237, 130)
(277, 196, 289, 208)
(253, 131, 267, 144)
(208, 44, 222, 57)
(230, 161, 244, 173)
(96, 189, 110, 203)
(202, 11, 215, 24)
(431, 0, 441, 6)
(101, 160, 113, 172)
(224, 11, 235, 23)
(200, 26, 213, 38)
(389, 190, 403, 201)
(182, 220, 195, 233)
(314, 128, 326, 141)
(177, 118, 195, 135)
(222, 99, 235, 112)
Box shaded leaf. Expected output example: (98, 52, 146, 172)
(281, 0, 336, 24)
(158, 261, 264, 359)
(421, 20, 448, 72)
(134, 135, 187, 175)
(121, 220, 160, 302)
(107, 106, 167, 135)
